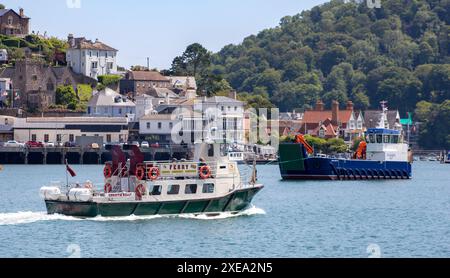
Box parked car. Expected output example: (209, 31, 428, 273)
(64, 141, 77, 148)
(25, 141, 44, 148)
(45, 142, 55, 147)
(141, 141, 150, 148)
(151, 142, 160, 148)
(131, 141, 140, 147)
(4, 140, 24, 147)
(91, 143, 100, 149)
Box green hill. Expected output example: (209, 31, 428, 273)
(208, 0, 449, 114)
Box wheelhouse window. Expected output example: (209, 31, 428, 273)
(376, 134, 382, 144)
(150, 185, 162, 196)
(168, 184, 180, 195)
(185, 184, 197, 194)
(202, 183, 215, 194)
(383, 135, 390, 143)
(208, 144, 214, 157)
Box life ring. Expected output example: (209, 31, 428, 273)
(147, 167, 160, 181)
(135, 183, 146, 200)
(136, 165, 146, 180)
(199, 165, 211, 179)
(103, 164, 112, 178)
(104, 183, 112, 193)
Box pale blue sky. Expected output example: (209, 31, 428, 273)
(1, 0, 327, 69)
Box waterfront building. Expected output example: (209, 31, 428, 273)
(13, 117, 130, 144)
(66, 34, 118, 79)
(364, 109, 401, 130)
(0, 8, 30, 36)
(87, 87, 136, 119)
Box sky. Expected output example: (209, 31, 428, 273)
(1, 0, 328, 69)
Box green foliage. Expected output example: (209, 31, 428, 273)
(55, 85, 77, 109)
(418, 100, 450, 149)
(170, 43, 211, 77)
(302, 135, 348, 154)
(77, 84, 93, 102)
(98, 74, 121, 86)
(203, 0, 449, 115)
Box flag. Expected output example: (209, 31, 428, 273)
(65, 160, 76, 177)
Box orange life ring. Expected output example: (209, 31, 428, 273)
(136, 165, 145, 180)
(135, 183, 146, 200)
(199, 165, 211, 179)
(103, 164, 112, 178)
(147, 167, 160, 181)
(104, 183, 112, 193)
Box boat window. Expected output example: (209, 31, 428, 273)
(391, 135, 399, 144)
(383, 135, 390, 143)
(168, 184, 180, 195)
(376, 134, 383, 144)
(202, 183, 215, 194)
(208, 144, 214, 157)
(150, 185, 162, 196)
(185, 184, 197, 194)
(368, 134, 375, 144)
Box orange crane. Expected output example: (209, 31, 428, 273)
(295, 134, 314, 155)
(354, 141, 367, 159)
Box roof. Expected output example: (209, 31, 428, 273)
(140, 114, 174, 120)
(312, 122, 338, 137)
(205, 96, 243, 104)
(146, 87, 178, 98)
(167, 76, 197, 89)
(71, 37, 117, 51)
(126, 71, 169, 82)
(364, 110, 399, 129)
(303, 110, 353, 124)
(88, 88, 135, 107)
(0, 9, 30, 19)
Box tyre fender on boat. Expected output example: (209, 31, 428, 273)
(135, 183, 146, 200)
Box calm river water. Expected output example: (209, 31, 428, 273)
(0, 162, 449, 258)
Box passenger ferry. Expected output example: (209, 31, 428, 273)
(40, 142, 263, 217)
(279, 107, 412, 180)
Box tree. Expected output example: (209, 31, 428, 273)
(171, 43, 211, 77)
(414, 101, 433, 122)
(55, 85, 77, 109)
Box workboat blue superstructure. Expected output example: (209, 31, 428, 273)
(279, 127, 412, 180)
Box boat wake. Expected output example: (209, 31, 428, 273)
(0, 206, 265, 226)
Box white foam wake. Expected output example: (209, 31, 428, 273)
(0, 206, 265, 225)
(0, 211, 81, 226)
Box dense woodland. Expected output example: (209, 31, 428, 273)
(167, 0, 449, 149)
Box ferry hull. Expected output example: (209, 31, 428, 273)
(279, 143, 412, 181)
(45, 186, 263, 218)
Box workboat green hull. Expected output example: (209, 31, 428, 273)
(45, 187, 263, 218)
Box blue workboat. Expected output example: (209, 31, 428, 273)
(279, 127, 412, 180)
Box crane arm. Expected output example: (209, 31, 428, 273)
(295, 134, 314, 155)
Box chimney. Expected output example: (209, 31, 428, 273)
(346, 100, 354, 111)
(165, 92, 170, 105)
(228, 90, 237, 100)
(332, 100, 339, 126)
(68, 34, 75, 48)
(315, 100, 324, 111)
(19, 8, 24, 17)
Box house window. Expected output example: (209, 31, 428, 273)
(167, 184, 180, 195)
(106, 134, 112, 143)
(107, 62, 113, 69)
(91, 62, 98, 69)
(105, 52, 108, 58)
(4, 118, 8, 125)
(146, 122, 150, 129)
(56, 134, 62, 142)
(319, 129, 325, 138)
(202, 183, 215, 194)
(118, 108, 122, 115)
(87, 107, 91, 114)
(47, 80, 54, 91)
(169, 122, 173, 129)
(31, 134, 37, 142)
(158, 122, 162, 129)
(89, 51, 92, 57)
(150, 185, 162, 196)
(7, 16, 12, 25)
(185, 184, 197, 194)
(44, 134, 49, 143)
(32, 75, 38, 81)
(221, 106, 224, 111)
(234, 106, 237, 111)
(69, 134, 74, 142)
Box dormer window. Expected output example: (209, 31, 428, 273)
(7, 16, 13, 25)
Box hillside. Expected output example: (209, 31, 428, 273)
(208, 0, 449, 114)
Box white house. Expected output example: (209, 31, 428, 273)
(0, 49, 8, 63)
(66, 34, 118, 79)
(87, 88, 135, 119)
